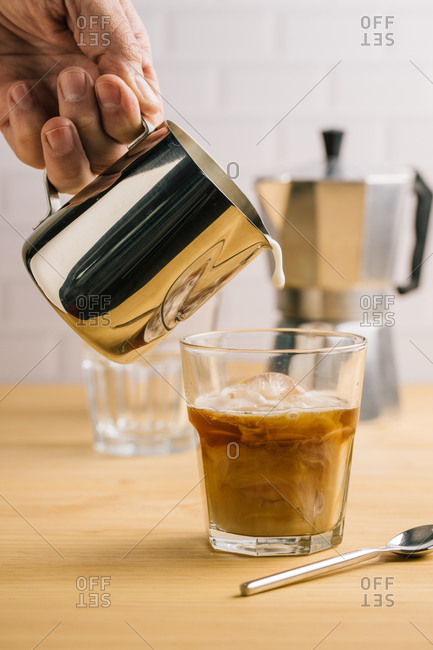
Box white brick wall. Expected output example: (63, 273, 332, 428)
(1, 0, 433, 383)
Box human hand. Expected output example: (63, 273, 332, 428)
(0, 0, 163, 193)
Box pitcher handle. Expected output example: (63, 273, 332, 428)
(33, 117, 152, 231)
(127, 116, 152, 150)
(397, 171, 432, 294)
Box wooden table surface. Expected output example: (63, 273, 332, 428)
(0, 384, 432, 650)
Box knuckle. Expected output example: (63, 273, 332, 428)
(18, 150, 44, 168)
(13, 139, 44, 168)
(72, 114, 97, 131)
(113, 26, 142, 62)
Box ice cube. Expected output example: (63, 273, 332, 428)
(291, 390, 346, 410)
(194, 372, 307, 413)
(195, 385, 267, 411)
(240, 372, 306, 402)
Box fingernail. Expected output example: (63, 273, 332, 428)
(96, 81, 121, 109)
(59, 70, 86, 102)
(135, 75, 160, 107)
(10, 83, 33, 110)
(45, 126, 74, 155)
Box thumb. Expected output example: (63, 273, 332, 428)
(66, 0, 161, 115)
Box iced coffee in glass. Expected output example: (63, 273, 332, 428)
(181, 329, 366, 556)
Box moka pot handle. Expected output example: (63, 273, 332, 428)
(397, 171, 432, 294)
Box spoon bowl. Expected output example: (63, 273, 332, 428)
(386, 524, 433, 555)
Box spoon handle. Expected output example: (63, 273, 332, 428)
(240, 547, 384, 596)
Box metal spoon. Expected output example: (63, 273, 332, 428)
(240, 524, 433, 596)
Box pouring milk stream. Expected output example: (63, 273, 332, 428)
(265, 236, 285, 289)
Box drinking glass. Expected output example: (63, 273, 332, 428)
(82, 300, 218, 456)
(82, 340, 193, 456)
(181, 329, 366, 556)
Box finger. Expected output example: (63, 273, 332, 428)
(98, 53, 162, 123)
(95, 74, 143, 143)
(41, 117, 95, 194)
(66, 0, 162, 116)
(120, 0, 154, 63)
(2, 83, 51, 168)
(118, 0, 161, 93)
(58, 66, 126, 174)
(118, 0, 163, 115)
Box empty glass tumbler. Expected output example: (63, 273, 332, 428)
(82, 300, 218, 456)
(82, 341, 193, 456)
